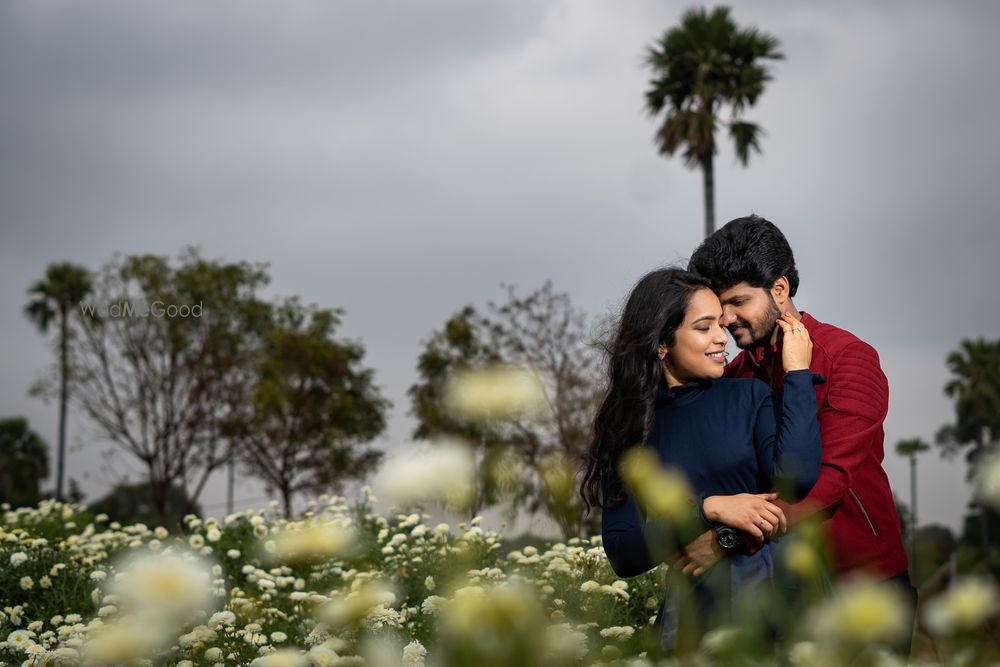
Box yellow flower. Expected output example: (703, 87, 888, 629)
(268, 520, 348, 563)
(619, 447, 694, 522)
(811, 578, 908, 645)
(924, 577, 999, 635)
(976, 452, 1000, 509)
(783, 539, 821, 579)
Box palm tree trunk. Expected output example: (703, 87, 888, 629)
(909, 455, 917, 557)
(57, 307, 69, 503)
(978, 434, 990, 558)
(702, 153, 715, 238)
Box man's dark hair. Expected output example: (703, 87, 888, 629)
(687, 214, 800, 297)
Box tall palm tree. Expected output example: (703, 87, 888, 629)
(895, 437, 930, 556)
(644, 6, 784, 237)
(937, 338, 1000, 556)
(24, 262, 92, 503)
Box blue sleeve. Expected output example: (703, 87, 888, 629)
(600, 471, 655, 577)
(752, 370, 822, 500)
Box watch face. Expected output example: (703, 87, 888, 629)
(718, 530, 738, 550)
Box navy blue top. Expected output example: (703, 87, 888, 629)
(601, 370, 822, 578)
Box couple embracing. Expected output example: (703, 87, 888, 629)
(580, 215, 916, 654)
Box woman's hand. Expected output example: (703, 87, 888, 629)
(702, 492, 788, 542)
(778, 313, 812, 372)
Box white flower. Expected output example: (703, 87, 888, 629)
(599, 625, 635, 640)
(811, 578, 908, 644)
(6, 630, 35, 653)
(402, 639, 427, 666)
(10, 552, 27, 567)
(207, 528, 222, 542)
(421, 595, 447, 616)
(425, 576, 436, 591)
(580, 580, 600, 593)
(189, 534, 205, 549)
(209, 610, 237, 627)
(308, 642, 340, 667)
(90, 570, 107, 581)
(250, 648, 309, 666)
(271, 631, 288, 643)
(373, 437, 476, 510)
(924, 577, 999, 635)
(20, 576, 34, 590)
(228, 549, 241, 558)
(442, 364, 546, 420)
(266, 521, 356, 563)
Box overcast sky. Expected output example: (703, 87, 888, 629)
(2, 0, 998, 534)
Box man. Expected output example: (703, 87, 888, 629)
(683, 214, 915, 648)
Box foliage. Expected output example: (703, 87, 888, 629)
(24, 262, 93, 503)
(644, 6, 783, 235)
(86, 481, 202, 531)
(408, 282, 605, 538)
(225, 297, 389, 519)
(0, 418, 49, 509)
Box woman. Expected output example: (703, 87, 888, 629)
(579, 267, 822, 651)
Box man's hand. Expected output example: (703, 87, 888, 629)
(675, 529, 723, 577)
(703, 492, 787, 541)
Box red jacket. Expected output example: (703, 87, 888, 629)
(725, 311, 909, 579)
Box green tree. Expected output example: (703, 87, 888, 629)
(226, 298, 388, 519)
(38, 248, 271, 525)
(0, 418, 49, 508)
(409, 282, 605, 538)
(937, 338, 1000, 558)
(644, 6, 783, 237)
(24, 262, 92, 502)
(895, 437, 930, 556)
(87, 481, 200, 529)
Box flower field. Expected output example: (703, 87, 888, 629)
(2, 492, 999, 667)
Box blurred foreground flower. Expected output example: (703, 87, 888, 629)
(443, 364, 546, 421)
(263, 518, 359, 564)
(438, 582, 553, 667)
(373, 437, 475, 510)
(250, 648, 311, 667)
(82, 616, 174, 665)
(316, 579, 398, 630)
(810, 577, 908, 646)
(976, 452, 1000, 509)
(104, 549, 217, 625)
(924, 576, 1000, 636)
(619, 447, 694, 523)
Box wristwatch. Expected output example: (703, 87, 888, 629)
(714, 525, 739, 552)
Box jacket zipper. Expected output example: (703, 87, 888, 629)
(848, 488, 878, 536)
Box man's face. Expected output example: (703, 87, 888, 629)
(717, 282, 782, 350)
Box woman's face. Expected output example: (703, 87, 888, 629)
(660, 288, 730, 386)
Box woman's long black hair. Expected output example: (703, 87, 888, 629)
(580, 267, 712, 514)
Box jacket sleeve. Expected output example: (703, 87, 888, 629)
(752, 370, 823, 501)
(777, 341, 889, 525)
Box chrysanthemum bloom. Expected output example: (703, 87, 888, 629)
(105, 550, 217, 625)
(442, 364, 546, 421)
(265, 520, 357, 564)
(924, 577, 1000, 635)
(402, 639, 427, 666)
(249, 648, 310, 667)
(618, 447, 694, 524)
(810, 578, 908, 645)
(976, 452, 1000, 509)
(374, 437, 476, 510)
